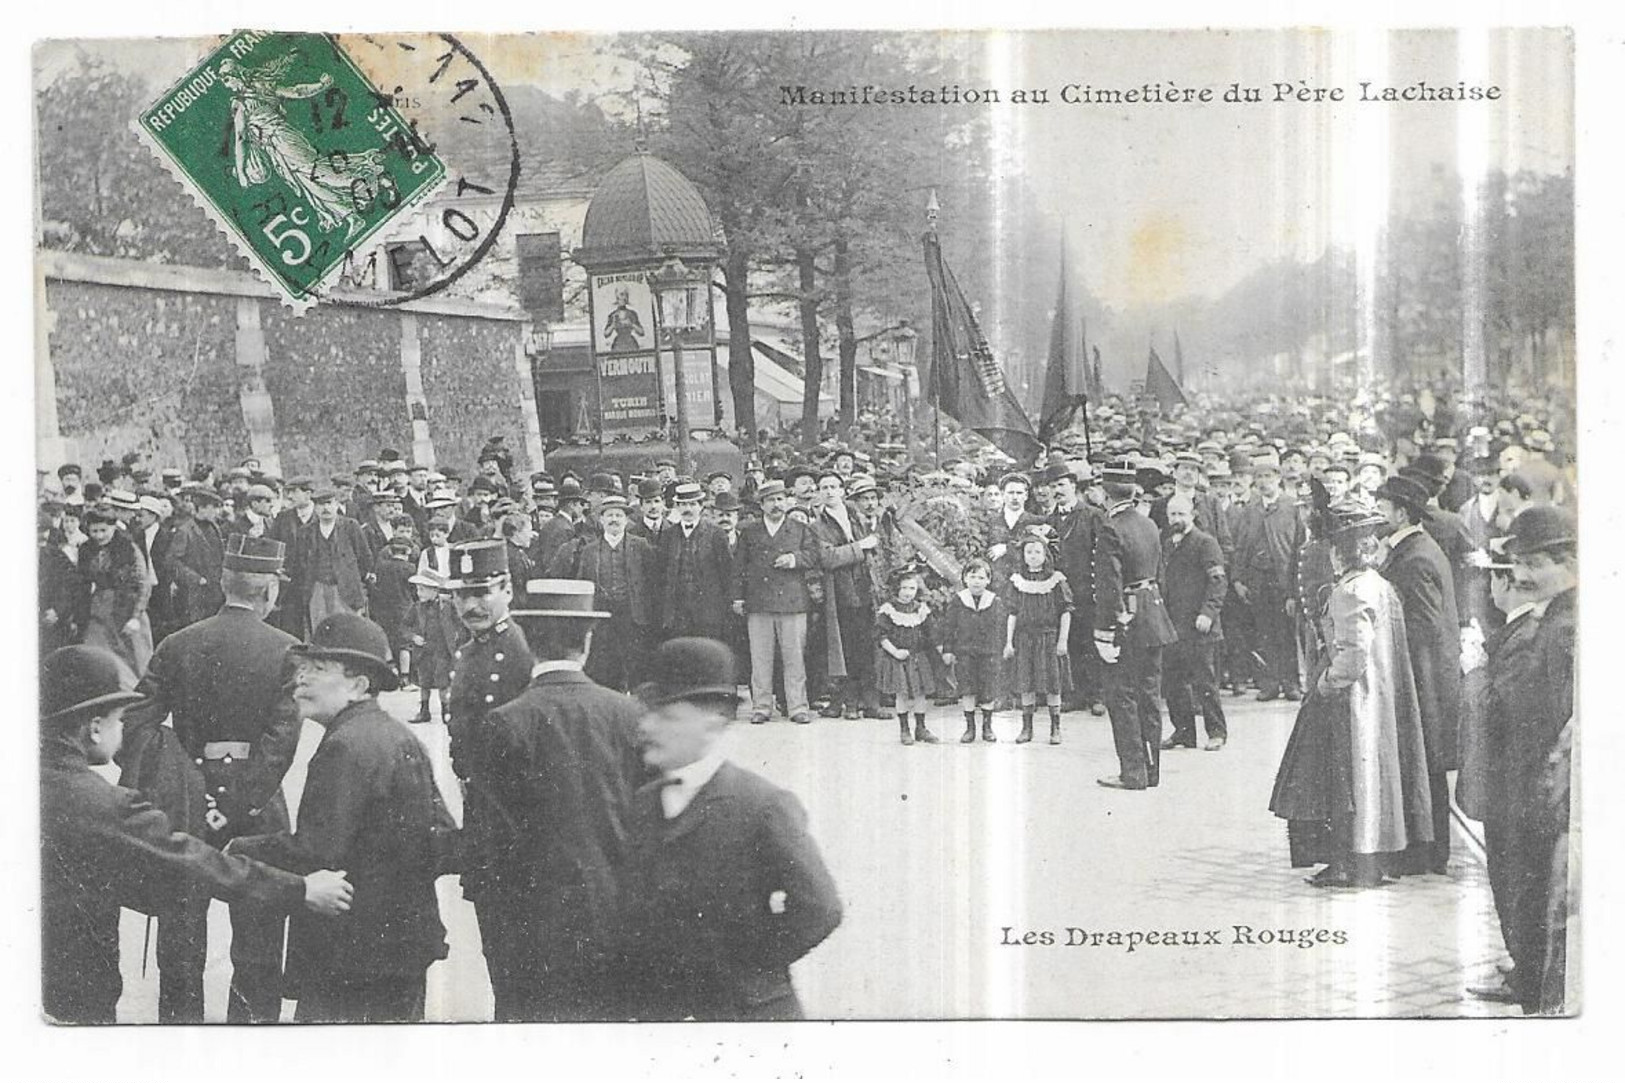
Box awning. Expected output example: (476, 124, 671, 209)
(859, 364, 904, 382)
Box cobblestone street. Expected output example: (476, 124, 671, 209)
(114, 688, 1520, 1021)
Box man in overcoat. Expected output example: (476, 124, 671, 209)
(41, 645, 351, 1024)
(656, 480, 734, 645)
(1376, 474, 1463, 876)
(166, 487, 226, 629)
(808, 471, 882, 719)
(609, 637, 843, 1020)
(119, 535, 304, 1022)
(555, 495, 656, 692)
(1050, 464, 1108, 713)
(474, 579, 645, 1020)
(230, 614, 449, 1022)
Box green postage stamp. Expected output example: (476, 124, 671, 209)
(134, 30, 447, 311)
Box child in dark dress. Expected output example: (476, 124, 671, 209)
(1003, 532, 1074, 745)
(941, 558, 1009, 743)
(875, 569, 944, 746)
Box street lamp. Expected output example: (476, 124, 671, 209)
(650, 253, 704, 475)
(892, 319, 919, 462)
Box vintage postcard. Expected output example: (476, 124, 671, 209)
(32, 23, 1577, 1032)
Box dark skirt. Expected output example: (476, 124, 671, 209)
(876, 650, 936, 698)
(1269, 686, 1354, 865)
(1009, 630, 1072, 695)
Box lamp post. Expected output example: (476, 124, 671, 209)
(892, 319, 919, 463)
(651, 253, 701, 475)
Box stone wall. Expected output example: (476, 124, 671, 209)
(39, 252, 544, 483)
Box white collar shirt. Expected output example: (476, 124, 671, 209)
(661, 748, 727, 820)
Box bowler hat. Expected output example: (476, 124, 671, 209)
(513, 578, 612, 619)
(712, 491, 742, 512)
(289, 613, 399, 692)
(223, 534, 286, 574)
(587, 472, 621, 495)
(635, 637, 740, 708)
(41, 645, 144, 725)
(1504, 505, 1575, 557)
(1375, 474, 1431, 513)
(1035, 462, 1071, 486)
(468, 476, 500, 496)
(446, 539, 509, 590)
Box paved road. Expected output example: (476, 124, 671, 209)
(112, 689, 1520, 1021)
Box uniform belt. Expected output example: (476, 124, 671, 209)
(202, 741, 253, 760)
(1125, 578, 1158, 591)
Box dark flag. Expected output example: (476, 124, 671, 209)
(1145, 345, 1188, 412)
(923, 230, 1042, 463)
(1038, 249, 1084, 443)
(1091, 344, 1104, 400)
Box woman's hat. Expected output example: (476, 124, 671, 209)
(1325, 502, 1388, 539)
(40, 645, 145, 725)
(513, 579, 613, 620)
(288, 613, 399, 692)
(634, 637, 740, 708)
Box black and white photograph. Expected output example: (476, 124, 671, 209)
(17, 4, 1613, 1072)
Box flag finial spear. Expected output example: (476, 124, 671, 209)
(926, 188, 940, 233)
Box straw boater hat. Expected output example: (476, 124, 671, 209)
(512, 579, 612, 620)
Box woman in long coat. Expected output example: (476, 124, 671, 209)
(76, 507, 154, 676)
(1270, 504, 1434, 888)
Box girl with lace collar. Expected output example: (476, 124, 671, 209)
(876, 568, 944, 746)
(941, 558, 1009, 744)
(1003, 533, 1074, 745)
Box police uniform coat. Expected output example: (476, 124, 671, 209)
(41, 735, 305, 1023)
(231, 698, 450, 997)
(477, 667, 647, 1019)
(445, 618, 535, 896)
(611, 762, 843, 1021)
(122, 604, 303, 840)
(1094, 507, 1179, 648)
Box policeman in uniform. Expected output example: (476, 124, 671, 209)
(443, 539, 535, 1008)
(120, 534, 304, 1022)
(1093, 461, 1180, 790)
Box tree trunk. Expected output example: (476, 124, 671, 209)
(723, 247, 757, 448)
(797, 246, 823, 449)
(833, 235, 857, 434)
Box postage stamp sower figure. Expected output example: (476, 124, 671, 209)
(135, 30, 446, 310)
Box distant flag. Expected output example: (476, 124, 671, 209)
(1174, 329, 1187, 385)
(923, 230, 1043, 463)
(1091, 344, 1104, 399)
(1039, 248, 1085, 443)
(1145, 345, 1188, 412)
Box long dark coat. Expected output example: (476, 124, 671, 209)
(41, 736, 304, 1024)
(1381, 528, 1463, 771)
(610, 762, 843, 1021)
(559, 534, 657, 627)
(166, 517, 226, 627)
(478, 668, 647, 1020)
(232, 699, 450, 994)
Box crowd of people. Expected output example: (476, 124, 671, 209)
(36, 375, 1577, 1021)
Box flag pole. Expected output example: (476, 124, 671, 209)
(927, 189, 942, 466)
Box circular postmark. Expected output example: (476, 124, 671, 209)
(315, 32, 520, 308)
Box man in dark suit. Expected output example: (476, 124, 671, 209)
(474, 580, 645, 1021)
(290, 489, 375, 628)
(1376, 474, 1463, 876)
(1094, 462, 1180, 791)
(41, 645, 352, 1025)
(268, 477, 317, 637)
(656, 480, 734, 645)
(553, 495, 656, 692)
(731, 480, 826, 724)
(1159, 493, 1229, 752)
(230, 614, 450, 1023)
(166, 487, 226, 629)
(1233, 459, 1303, 700)
(628, 477, 671, 547)
(985, 472, 1045, 590)
(120, 535, 304, 1022)
(610, 637, 843, 1020)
